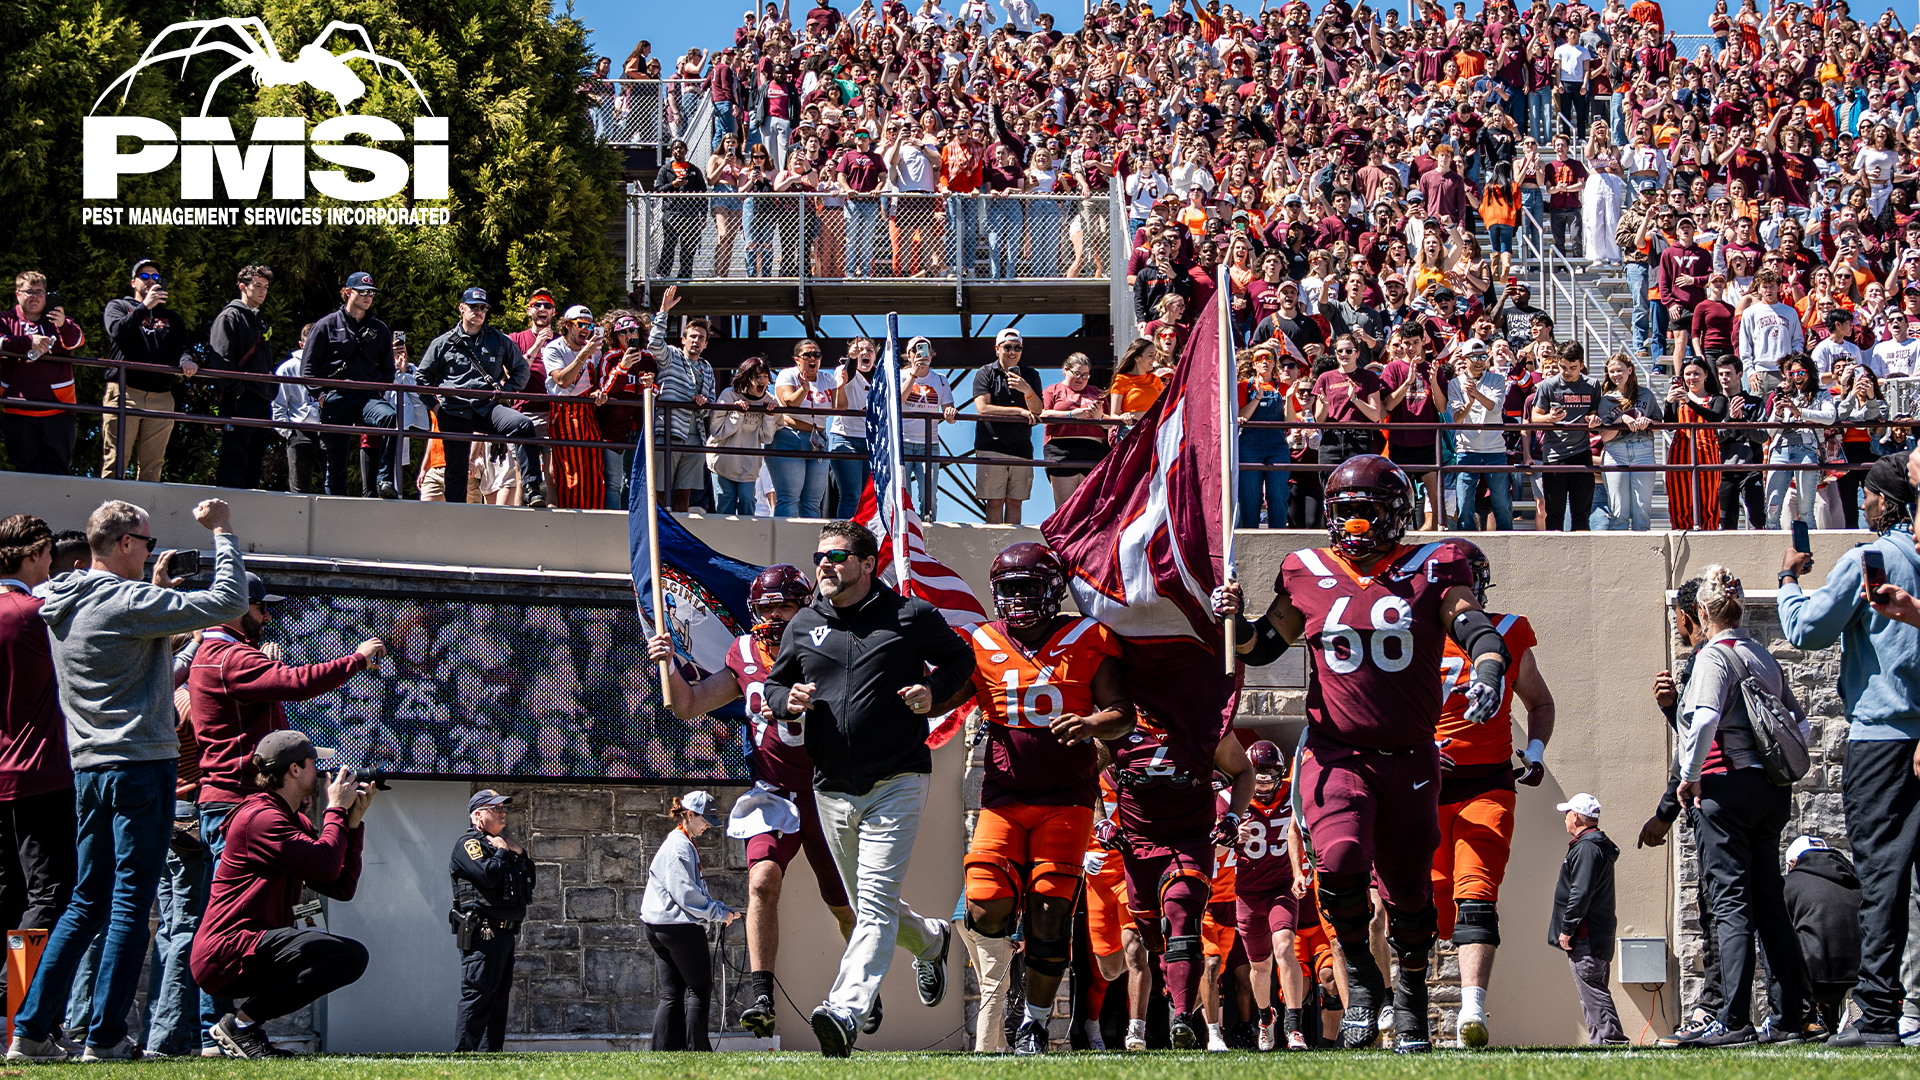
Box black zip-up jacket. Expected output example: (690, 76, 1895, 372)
(450, 826, 536, 923)
(765, 584, 976, 796)
(301, 306, 394, 392)
(208, 300, 273, 402)
(416, 324, 528, 418)
(102, 297, 194, 393)
(1550, 827, 1619, 960)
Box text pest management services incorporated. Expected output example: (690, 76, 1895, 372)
(81, 18, 450, 227)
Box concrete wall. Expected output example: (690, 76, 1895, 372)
(1, 473, 1874, 1049)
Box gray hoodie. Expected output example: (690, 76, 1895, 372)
(37, 534, 248, 769)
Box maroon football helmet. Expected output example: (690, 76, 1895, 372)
(1441, 538, 1493, 606)
(1322, 454, 1415, 559)
(1248, 739, 1283, 799)
(748, 564, 812, 648)
(989, 542, 1068, 631)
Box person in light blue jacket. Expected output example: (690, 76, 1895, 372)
(642, 791, 739, 1052)
(1777, 452, 1920, 1047)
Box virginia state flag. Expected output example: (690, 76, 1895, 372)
(630, 455, 761, 723)
(1041, 291, 1238, 766)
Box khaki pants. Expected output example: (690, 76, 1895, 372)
(958, 917, 1016, 1052)
(814, 772, 947, 1028)
(100, 385, 174, 482)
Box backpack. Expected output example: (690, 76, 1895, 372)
(1714, 642, 1812, 787)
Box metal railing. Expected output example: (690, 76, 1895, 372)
(627, 190, 1115, 300)
(6, 348, 1908, 530)
(1520, 204, 1620, 365)
(589, 79, 713, 155)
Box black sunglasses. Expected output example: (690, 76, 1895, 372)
(126, 533, 157, 552)
(812, 549, 860, 565)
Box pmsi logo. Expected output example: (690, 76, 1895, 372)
(84, 18, 447, 203)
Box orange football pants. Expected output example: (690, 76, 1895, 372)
(1431, 788, 1516, 940)
(965, 802, 1097, 903)
(1084, 852, 1130, 958)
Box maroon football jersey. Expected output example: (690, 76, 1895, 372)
(1106, 716, 1215, 841)
(726, 634, 814, 792)
(1280, 541, 1475, 750)
(1234, 785, 1297, 898)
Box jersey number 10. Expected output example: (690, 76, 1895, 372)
(1321, 594, 1415, 675)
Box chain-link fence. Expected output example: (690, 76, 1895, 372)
(589, 79, 712, 153)
(629, 190, 1114, 286)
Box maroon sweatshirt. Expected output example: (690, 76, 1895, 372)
(189, 633, 366, 804)
(0, 307, 85, 418)
(191, 793, 362, 992)
(0, 588, 71, 801)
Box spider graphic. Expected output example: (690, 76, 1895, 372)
(92, 18, 433, 118)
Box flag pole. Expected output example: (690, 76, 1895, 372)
(886, 313, 909, 592)
(644, 387, 669, 690)
(1218, 263, 1237, 675)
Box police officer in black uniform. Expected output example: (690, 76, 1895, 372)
(451, 789, 536, 1051)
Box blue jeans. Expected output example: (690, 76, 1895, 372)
(745, 197, 778, 277)
(1236, 445, 1289, 528)
(1625, 261, 1654, 355)
(18, 760, 175, 1047)
(903, 440, 933, 500)
(197, 802, 239, 1045)
(713, 476, 758, 514)
(985, 200, 1024, 279)
(768, 428, 828, 517)
(1602, 437, 1656, 530)
(945, 195, 982, 276)
(145, 801, 209, 1055)
(605, 446, 634, 510)
(1452, 450, 1513, 530)
(829, 434, 869, 518)
(711, 98, 736, 150)
(844, 199, 882, 276)
(1025, 199, 1062, 276)
(1522, 188, 1544, 254)
(1609, 92, 1628, 146)
(1528, 88, 1555, 140)
(1766, 442, 1822, 527)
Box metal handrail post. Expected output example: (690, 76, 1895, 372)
(114, 364, 128, 480)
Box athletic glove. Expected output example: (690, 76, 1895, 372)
(1512, 739, 1546, 786)
(1436, 737, 1457, 773)
(1210, 584, 1239, 617)
(1092, 818, 1121, 850)
(1209, 812, 1240, 848)
(1462, 659, 1503, 725)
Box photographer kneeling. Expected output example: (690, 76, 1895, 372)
(189, 731, 373, 1058)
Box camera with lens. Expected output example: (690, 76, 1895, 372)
(327, 764, 392, 790)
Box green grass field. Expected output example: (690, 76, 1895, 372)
(29, 1047, 1920, 1080)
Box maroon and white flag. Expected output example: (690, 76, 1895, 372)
(1043, 294, 1238, 764)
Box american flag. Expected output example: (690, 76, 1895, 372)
(853, 313, 988, 628)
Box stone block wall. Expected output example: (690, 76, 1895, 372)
(476, 783, 752, 1039)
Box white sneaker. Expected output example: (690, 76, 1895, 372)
(1083, 1020, 1106, 1051)
(1125, 1019, 1148, 1051)
(81, 1036, 139, 1062)
(6, 1034, 69, 1063)
(1459, 1007, 1490, 1048)
(1207, 1023, 1229, 1052)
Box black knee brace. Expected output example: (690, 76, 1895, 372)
(1453, 900, 1500, 947)
(1164, 934, 1204, 966)
(1026, 931, 1071, 977)
(1387, 902, 1438, 964)
(964, 910, 1011, 939)
(1316, 878, 1372, 938)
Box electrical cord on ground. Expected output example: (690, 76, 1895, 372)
(719, 921, 969, 1052)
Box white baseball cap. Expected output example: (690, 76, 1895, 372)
(995, 327, 1023, 346)
(1556, 793, 1602, 819)
(562, 304, 594, 323)
(680, 789, 723, 827)
(1785, 835, 1829, 864)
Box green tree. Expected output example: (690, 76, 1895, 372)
(0, 0, 622, 482)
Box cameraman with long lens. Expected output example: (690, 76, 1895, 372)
(189, 731, 373, 1059)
